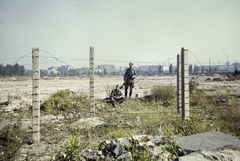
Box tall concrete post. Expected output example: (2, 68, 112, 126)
(181, 47, 189, 120)
(177, 54, 181, 114)
(32, 47, 40, 143)
(89, 47, 95, 117)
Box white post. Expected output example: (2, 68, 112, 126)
(177, 54, 181, 114)
(89, 47, 95, 117)
(32, 47, 40, 143)
(181, 47, 189, 120)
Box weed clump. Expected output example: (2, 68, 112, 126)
(189, 80, 203, 96)
(214, 107, 240, 136)
(172, 117, 214, 136)
(63, 133, 82, 161)
(131, 144, 152, 161)
(0, 120, 30, 161)
(189, 80, 206, 106)
(41, 90, 89, 113)
(148, 85, 175, 107)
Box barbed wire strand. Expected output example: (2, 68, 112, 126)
(1, 49, 239, 102)
(189, 51, 204, 68)
(40, 49, 77, 69)
(10, 51, 32, 66)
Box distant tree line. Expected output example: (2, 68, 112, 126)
(1, 62, 229, 78)
(0, 63, 25, 76)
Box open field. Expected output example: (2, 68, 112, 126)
(0, 75, 240, 160)
(1, 74, 240, 102)
(0, 75, 178, 105)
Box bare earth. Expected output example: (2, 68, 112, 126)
(0, 75, 240, 103)
(1, 75, 240, 160)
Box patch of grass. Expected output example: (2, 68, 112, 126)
(131, 144, 152, 161)
(211, 106, 240, 136)
(104, 84, 112, 98)
(0, 119, 30, 161)
(40, 90, 89, 114)
(189, 80, 203, 96)
(190, 94, 206, 106)
(49, 83, 240, 161)
(62, 133, 82, 161)
(151, 85, 175, 102)
(144, 85, 175, 107)
(167, 140, 182, 160)
(108, 128, 130, 139)
(0, 77, 238, 161)
(172, 116, 214, 136)
(189, 80, 207, 106)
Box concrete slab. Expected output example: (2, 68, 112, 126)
(176, 145, 240, 161)
(176, 131, 240, 154)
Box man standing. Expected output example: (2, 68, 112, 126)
(110, 84, 125, 107)
(124, 62, 137, 99)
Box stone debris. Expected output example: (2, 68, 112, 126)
(40, 114, 64, 124)
(216, 99, 232, 106)
(212, 77, 223, 81)
(205, 77, 212, 81)
(0, 95, 31, 113)
(80, 135, 173, 161)
(69, 117, 104, 129)
(1, 77, 240, 160)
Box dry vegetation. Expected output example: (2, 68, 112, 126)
(0, 77, 240, 160)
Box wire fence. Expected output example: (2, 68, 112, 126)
(1, 49, 238, 73)
(0, 47, 240, 145)
(0, 48, 240, 105)
(0, 49, 237, 73)
(1, 49, 240, 161)
(0, 49, 238, 75)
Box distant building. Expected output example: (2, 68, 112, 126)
(139, 65, 159, 72)
(57, 65, 72, 72)
(48, 66, 58, 70)
(138, 65, 161, 75)
(56, 65, 73, 76)
(77, 67, 89, 74)
(119, 66, 124, 72)
(200, 63, 235, 73)
(163, 64, 169, 72)
(96, 64, 117, 74)
(47, 66, 59, 75)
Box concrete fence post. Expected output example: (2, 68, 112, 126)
(177, 54, 181, 114)
(32, 47, 40, 143)
(181, 47, 189, 120)
(89, 47, 95, 117)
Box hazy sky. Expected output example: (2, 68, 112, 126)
(0, 0, 240, 69)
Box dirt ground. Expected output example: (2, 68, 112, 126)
(0, 74, 240, 160)
(0, 75, 240, 103)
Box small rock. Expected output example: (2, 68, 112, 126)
(71, 110, 77, 114)
(205, 78, 212, 81)
(216, 99, 229, 104)
(100, 155, 105, 159)
(88, 149, 93, 153)
(97, 150, 102, 155)
(117, 152, 132, 160)
(27, 140, 33, 145)
(54, 128, 60, 131)
(227, 99, 232, 106)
